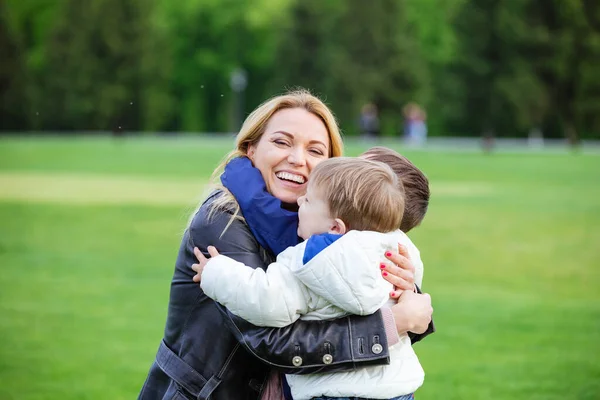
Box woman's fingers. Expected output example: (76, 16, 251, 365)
(392, 291, 433, 334)
(192, 266, 202, 283)
(382, 244, 416, 293)
(397, 243, 409, 257)
(382, 265, 414, 292)
(194, 247, 208, 263)
(389, 243, 415, 274)
(192, 247, 213, 283)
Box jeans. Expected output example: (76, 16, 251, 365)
(311, 394, 414, 400)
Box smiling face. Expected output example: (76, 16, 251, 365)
(247, 108, 331, 205)
(297, 183, 336, 240)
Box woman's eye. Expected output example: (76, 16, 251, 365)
(274, 139, 289, 146)
(309, 148, 324, 156)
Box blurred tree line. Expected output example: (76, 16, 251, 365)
(1, 0, 599, 140)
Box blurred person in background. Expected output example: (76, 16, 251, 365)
(402, 103, 427, 145)
(359, 103, 381, 140)
(138, 89, 434, 400)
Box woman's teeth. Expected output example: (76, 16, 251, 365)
(276, 172, 305, 184)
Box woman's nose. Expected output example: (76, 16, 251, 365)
(288, 148, 306, 166)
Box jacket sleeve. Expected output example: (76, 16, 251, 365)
(190, 198, 391, 374)
(200, 252, 309, 328)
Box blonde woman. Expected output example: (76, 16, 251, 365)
(138, 89, 433, 400)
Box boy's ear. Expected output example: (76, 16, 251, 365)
(330, 218, 347, 235)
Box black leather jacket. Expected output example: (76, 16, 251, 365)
(139, 192, 417, 400)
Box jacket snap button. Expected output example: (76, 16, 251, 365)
(292, 356, 303, 366)
(322, 354, 333, 364)
(371, 343, 383, 354)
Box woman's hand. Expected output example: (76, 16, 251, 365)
(391, 291, 433, 334)
(381, 243, 416, 297)
(191, 246, 220, 283)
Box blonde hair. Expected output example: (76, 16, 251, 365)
(209, 88, 344, 219)
(310, 157, 405, 233)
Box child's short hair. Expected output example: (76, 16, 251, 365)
(361, 147, 429, 232)
(310, 157, 404, 233)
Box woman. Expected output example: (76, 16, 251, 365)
(138, 89, 433, 400)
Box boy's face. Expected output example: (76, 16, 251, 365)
(296, 183, 335, 240)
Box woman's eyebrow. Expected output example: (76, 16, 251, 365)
(272, 130, 294, 138)
(309, 139, 328, 148)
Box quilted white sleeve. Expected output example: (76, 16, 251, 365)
(200, 251, 310, 328)
(291, 232, 391, 316)
(397, 231, 424, 288)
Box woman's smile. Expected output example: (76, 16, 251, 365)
(275, 171, 306, 184)
(269, 168, 309, 202)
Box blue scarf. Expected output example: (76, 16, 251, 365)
(221, 157, 302, 255)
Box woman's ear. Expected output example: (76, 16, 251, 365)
(247, 145, 255, 161)
(330, 218, 347, 235)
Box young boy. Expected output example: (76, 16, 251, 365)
(360, 146, 430, 288)
(360, 146, 430, 234)
(195, 157, 426, 400)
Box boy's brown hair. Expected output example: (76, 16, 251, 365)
(310, 157, 404, 233)
(361, 147, 429, 232)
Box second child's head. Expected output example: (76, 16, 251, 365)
(296, 157, 405, 240)
(360, 147, 430, 233)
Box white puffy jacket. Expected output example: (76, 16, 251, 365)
(201, 230, 425, 399)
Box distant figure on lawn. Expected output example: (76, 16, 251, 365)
(403, 102, 427, 145)
(359, 103, 381, 140)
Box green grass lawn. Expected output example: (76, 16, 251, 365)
(1, 136, 599, 399)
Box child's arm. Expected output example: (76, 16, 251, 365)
(199, 247, 310, 328)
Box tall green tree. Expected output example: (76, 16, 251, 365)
(157, 0, 288, 132)
(0, 0, 27, 130)
(2, 0, 63, 130)
(529, 0, 600, 142)
(269, 0, 340, 96)
(451, 0, 600, 140)
(332, 0, 427, 135)
(405, 0, 464, 135)
(273, 0, 425, 135)
(451, 0, 509, 138)
(41, 0, 159, 131)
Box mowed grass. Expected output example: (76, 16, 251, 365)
(1, 136, 599, 400)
